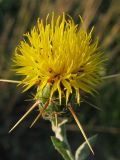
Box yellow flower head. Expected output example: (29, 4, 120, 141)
(13, 13, 104, 105)
(10, 13, 106, 153)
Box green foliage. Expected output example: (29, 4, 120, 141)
(75, 135, 97, 160)
(51, 136, 73, 160)
(51, 120, 97, 160)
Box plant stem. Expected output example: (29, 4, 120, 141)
(51, 118, 75, 160)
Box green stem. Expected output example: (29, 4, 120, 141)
(51, 118, 74, 160)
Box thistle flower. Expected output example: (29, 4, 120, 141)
(13, 13, 104, 105)
(9, 13, 105, 154)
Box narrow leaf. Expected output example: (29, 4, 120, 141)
(51, 136, 73, 160)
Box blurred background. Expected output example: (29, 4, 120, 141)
(0, 0, 120, 160)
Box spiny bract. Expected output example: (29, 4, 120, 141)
(13, 13, 104, 105)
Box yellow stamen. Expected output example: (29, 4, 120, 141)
(68, 105, 94, 155)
